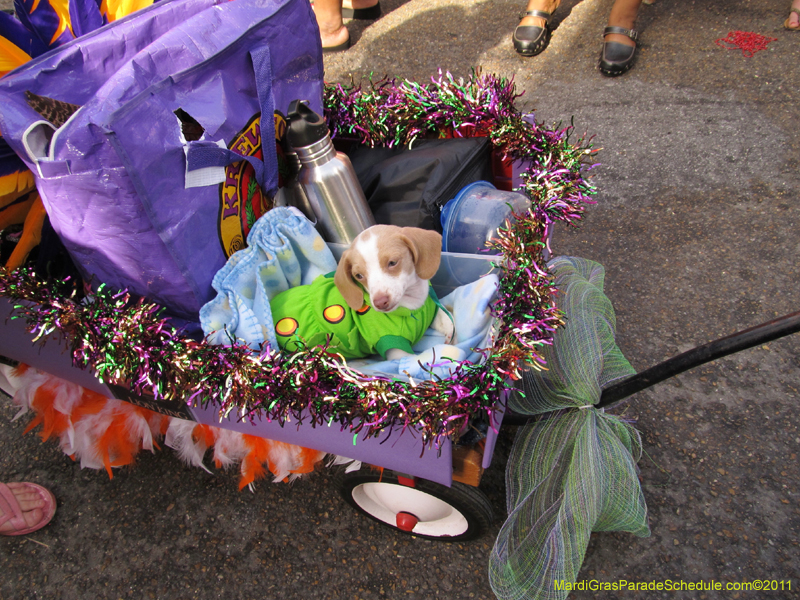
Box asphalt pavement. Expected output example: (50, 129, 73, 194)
(2, 0, 799, 599)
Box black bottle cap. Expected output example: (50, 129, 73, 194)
(287, 100, 329, 148)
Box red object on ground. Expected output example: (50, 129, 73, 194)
(715, 31, 778, 57)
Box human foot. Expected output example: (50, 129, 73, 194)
(513, 0, 560, 57)
(599, 0, 642, 76)
(604, 0, 641, 48)
(342, 0, 378, 9)
(311, 1, 350, 51)
(321, 29, 351, 53)
(517, 0, 559, 30)
(342, 0, 381, 20)
(785, 0, 800, 30)
(0, 482, 56, 536)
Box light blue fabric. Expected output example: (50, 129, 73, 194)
(200, 207, 499, 380)
(350, 273, 499, 379)
(200, 207, 338, 350)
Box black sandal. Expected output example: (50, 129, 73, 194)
(598, 26, 638, 76)
(322, 35, 352, 54)
(513, 10, 553, 57)
(342, 2, 382, 20)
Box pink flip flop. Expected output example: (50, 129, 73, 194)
(0, 482, 57, 536)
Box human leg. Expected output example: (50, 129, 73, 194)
(599, 0, 643, 76)
(785, 0, 800, 30)
(312, 0, 350, 52)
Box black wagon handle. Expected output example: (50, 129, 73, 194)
(597, 310, 800, 409)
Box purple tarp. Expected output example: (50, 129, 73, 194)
(0, 0, 324, 319)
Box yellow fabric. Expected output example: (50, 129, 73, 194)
(0, 171, 37, 207)
(0, 38, 32, 77)
(102, 0, 156, 22)
(0, 194, 35, 229)
(47, 0, 72, 43)
(5, 194, 47, 271)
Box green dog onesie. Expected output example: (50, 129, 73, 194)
(269, 273, 443, 359)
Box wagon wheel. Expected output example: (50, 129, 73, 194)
(336, 469, 494, 542)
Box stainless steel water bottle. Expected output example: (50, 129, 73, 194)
(274, 149, 315, 220)
(287, 100, 375, 243)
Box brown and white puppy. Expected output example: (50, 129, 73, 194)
(334, 225, 455, 356)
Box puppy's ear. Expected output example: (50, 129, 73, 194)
(334, 250, 365, 310)
(400, 228, 442, 280)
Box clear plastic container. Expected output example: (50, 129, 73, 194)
(440, 181, 530, 254)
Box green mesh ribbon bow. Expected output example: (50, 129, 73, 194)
(489, 257, 650, 600)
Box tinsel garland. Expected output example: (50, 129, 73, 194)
(0, 71, 597, 449)
(324, 70, 597, 230)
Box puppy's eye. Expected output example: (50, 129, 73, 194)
(387, 260, 398, 268)
(354, 273, 364, 280)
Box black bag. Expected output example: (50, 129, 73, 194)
(347, 137, 493, 231)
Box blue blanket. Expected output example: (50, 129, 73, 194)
(200, 208, 498, 380)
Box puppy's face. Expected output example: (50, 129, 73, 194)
(334, 226, 442, 313)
